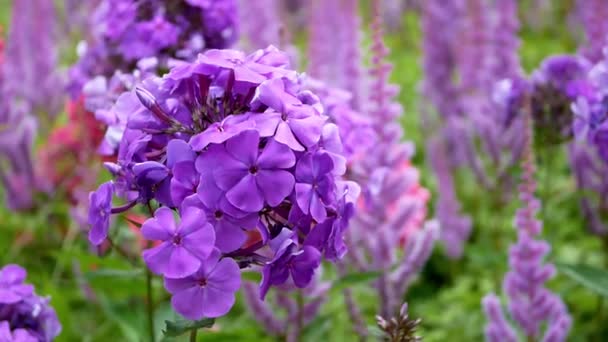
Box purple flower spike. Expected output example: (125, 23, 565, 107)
(0, 265, 34, 304)
(164, 249, 241, 319)
(260, 230, 321, 299)
(214, 130, 295, 212)
(88, 181, 114, 245)
(142, 206, 215, 279)
(295, 152, 335, 222)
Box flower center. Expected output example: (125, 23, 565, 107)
(172, 235, 182, 245)
(214, 210, 224, 220)
(197, 278, 208, 287)
(281, 113, 288, 121)
(249, 165, 259, 174)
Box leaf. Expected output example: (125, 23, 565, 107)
(85, 268, 144, 279)
(162, 318, 216, 337)
(557, 263, 608, 298)
(241, 271, 261, 283)
(97, 296, 140, 342)
(330, 271, 382, 293)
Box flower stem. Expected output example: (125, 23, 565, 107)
(189, 329, 198, 342)
(146, 268, 155, 342)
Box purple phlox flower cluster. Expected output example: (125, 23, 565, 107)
(0, 0, 61, 210)
(68, 0, 239, 129)
(87, 46, 359, 320)
(307, 0, 366, 110)
(335, 2, 437, 330)
(0, 265, 61, 341)
(576, 0, 608, 63)
(243, 271, 330, 341)
(483, 110, 571, 342)
(569, 47, 608, 163)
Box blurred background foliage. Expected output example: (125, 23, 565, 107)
(0, 0, 606, 341)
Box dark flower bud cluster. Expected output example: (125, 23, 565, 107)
(376, 303, 422, 342)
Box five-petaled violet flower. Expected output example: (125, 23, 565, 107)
(164, 248, 241, 319)
(260, 229, 321, 299)
(142, 206, 216, 279)
(88, 181, 114, 245)
(214, 130, 296, 212)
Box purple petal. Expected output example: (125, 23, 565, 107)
(179, 206, 208, 235)
(226, 174, 264, 212)
(165, 246, 202, 279)
(200, 285, 237, 318)
(208, 258, 241, 292)
(142, 242, 174, 276)
(257, 170, 295, 207)
(171, 286, 207, 320)
(274, 121, 303, 151)
(167, 139, 196, 167)
(289, 115, 325, 147)
(182, 223, 216, 260)
(257, 139, 296, 169)
(164, 276, 197, 294)
(214, 220, 246, 252)
(225, 130, 259, 165)
(291, 246, 321, 288)
(295, 183, 313, 215)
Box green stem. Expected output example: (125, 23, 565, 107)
(189, 329, 198, 342)
(146, 268, 155, 342)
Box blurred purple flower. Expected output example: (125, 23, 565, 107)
(87, 181, 114, 245)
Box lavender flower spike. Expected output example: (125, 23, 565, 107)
(3, 0, 63, 120)
(483, 106, 571, 341)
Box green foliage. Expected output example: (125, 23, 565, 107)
(162, 318, 215, 338)
(558, 263, 608, 298)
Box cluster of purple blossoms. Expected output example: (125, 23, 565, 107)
(87, 46, 359, 320)
(69, 0, 239, 156)
(0, 265, 61, 341)
(70, 0, 238, 96)
(483, 109, 571, 342)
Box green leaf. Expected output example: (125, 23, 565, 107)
(241, 271, 261, 283)
(85, 268, 144, 279)
(557, 263, 608, 298)
(330, 271, 382, 293)
(162, 318, 216, 337)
